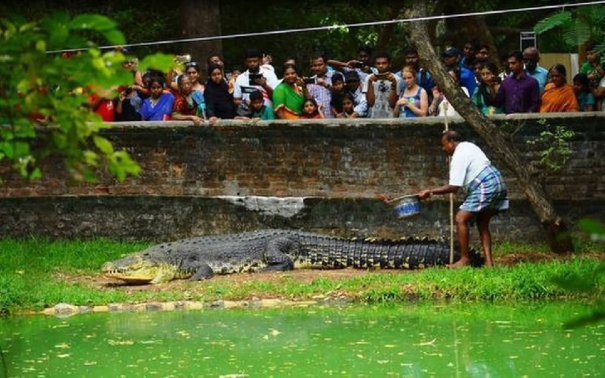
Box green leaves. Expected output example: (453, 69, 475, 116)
(533, 11, 572, 34)
(579, 219, 605, 242)
(137, 54, 175, 75)
(69, 14, 117, 31)
(108, 150, 141, 183)
(552, 218, 605, 328)
(526, 121, 575, 173)
(69, 14, 125, 45)
(534, 6, 605, 51)
(93, 135, 114, 155)
(0, 12, 157, 183)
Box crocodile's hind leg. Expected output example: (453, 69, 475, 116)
(260, 237, 298, 272)
(189, 264, 214, 280)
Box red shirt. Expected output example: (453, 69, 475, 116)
(89, 94, 115, 122)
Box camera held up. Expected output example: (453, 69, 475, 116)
(174, 54, 192, 64)
(249, 73, 264, 86)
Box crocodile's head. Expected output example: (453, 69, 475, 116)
(102, 252, 186, 284)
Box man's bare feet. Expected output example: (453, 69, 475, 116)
(447, 258, 471, 269)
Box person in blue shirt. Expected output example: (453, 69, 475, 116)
(442, 47, 477, 97)
(573, 73, 595, 111)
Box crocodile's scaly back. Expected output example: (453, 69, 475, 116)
(295, 233, 459, 269)
(102, 229, 481, 284)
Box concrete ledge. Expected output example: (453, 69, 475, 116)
(2, 195, 601, 241)
(41, 299, 336, 317)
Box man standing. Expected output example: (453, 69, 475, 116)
(233, 48, 279, 113)
(418, 130, 508, 268)
(441, 47, 477, 97)
(364, 51, 401, 118)
(307, 53, 335, 118)
(343, 70, 367, 118)
(523, 46, 549, 94)
(492, 50, 540, 114)
(327, 45, 376, 84)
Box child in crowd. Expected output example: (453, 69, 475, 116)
(301, 98, 325, 119)
(431, 70, 470, 118)
(227, 67, 241, 94)
(236, 90, 275, 120)
(341, 92, 357, 118)
(573, 73, 595, 112)
(329, 73, 346, 117)
(139, 76, 175, 121)
(472, 62, 503, 115)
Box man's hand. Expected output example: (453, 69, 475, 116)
(418, 189, 432, 200)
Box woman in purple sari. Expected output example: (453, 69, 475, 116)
(139, 76, 175, 121)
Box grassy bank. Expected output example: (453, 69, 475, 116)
(0, 238, 603, 315)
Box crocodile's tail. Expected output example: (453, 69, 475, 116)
(296, 234, 484, 269)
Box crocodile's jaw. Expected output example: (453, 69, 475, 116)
(101, 254, 179, 284)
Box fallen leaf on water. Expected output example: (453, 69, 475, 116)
(414, 339, 436, 346)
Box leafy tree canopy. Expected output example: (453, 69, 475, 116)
(534, 5, 605, 54)
(0, 12, 173, 182)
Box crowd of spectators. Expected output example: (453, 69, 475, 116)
(89, 41, 605, 123)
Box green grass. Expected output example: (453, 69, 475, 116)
(0, 238, 603, 315)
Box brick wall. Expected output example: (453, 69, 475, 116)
(1, 113, 604, 241)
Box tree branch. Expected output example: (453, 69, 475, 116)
(407, 3, 573, 253)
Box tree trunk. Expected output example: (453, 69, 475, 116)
(407, 5, 573, 253)
(179, 0, 222, 78)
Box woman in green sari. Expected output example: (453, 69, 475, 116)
(273, 63, 311, 119)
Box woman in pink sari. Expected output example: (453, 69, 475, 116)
(540, 64, 579, 113)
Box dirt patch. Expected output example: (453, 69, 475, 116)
(87, 268, 383, 292)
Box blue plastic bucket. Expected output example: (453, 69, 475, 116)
(393, 195, 421, 219)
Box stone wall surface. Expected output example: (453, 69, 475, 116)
(1, 113, 604, 241)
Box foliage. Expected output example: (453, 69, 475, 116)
(551, 218, 605, 328)
(219, 1, 398, 75)
(534, 6, 605, 53)
(0, 12, 173, 182)
(526, 119, 575, 173)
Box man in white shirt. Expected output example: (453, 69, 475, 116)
(418, 130, 508, 268)
(233, 48, 279, 113)
(364, 51, 401, 118)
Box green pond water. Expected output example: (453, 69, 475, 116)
(0, 302, 603, 377)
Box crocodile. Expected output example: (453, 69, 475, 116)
(102, 229, 482, 284)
